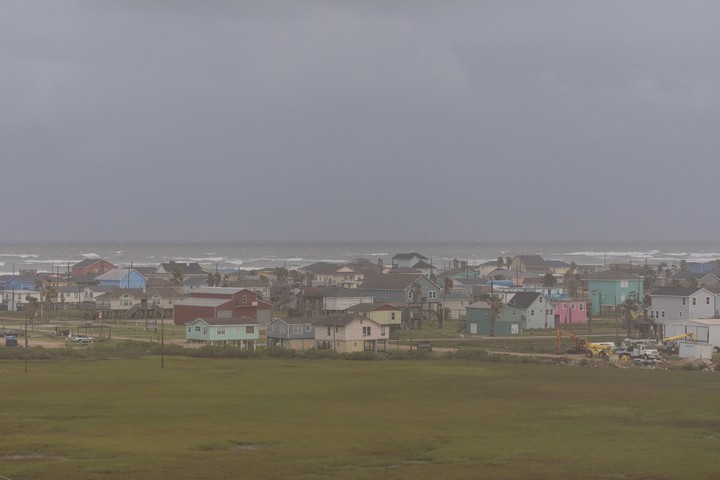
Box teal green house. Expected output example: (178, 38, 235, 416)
(465, 301, 520, 336)
(585, 271, 644, 315)
(186, 317, 260, 348)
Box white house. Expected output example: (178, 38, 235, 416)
(648, 287, 715, 323)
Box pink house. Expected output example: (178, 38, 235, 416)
(552, 299, 588, 325)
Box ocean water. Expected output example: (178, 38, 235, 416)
(0, 241, 719, 276)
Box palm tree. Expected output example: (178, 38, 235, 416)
(620, 298, 639, 337)
(480, 293, 504, 337)
(496, 256, 504, 269)
(443, 277, 453, 294)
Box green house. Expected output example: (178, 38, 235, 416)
(186, 317, 260, 348)
(585, 271, 644, 315)
(465, 301, 520, 336)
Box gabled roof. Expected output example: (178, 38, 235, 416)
(514, 255, 546, 267)
(96, 269, 146, 281)
(649, 287, 706, 297)
(299, 262, 342, 275)
(96, 288, 146, 300)
(467, 301, 491, 309)
(72, 258, 113, 269)
(584, 270, 642, 281)
(507, 292, 541, 309)
(346, 302, 400, 312)
(188, 317, 260, 326)
(412, 260, 435, 270)
(392, 253, 428, 261)
(191, 286, 247, 296)
(546, 260, 571, 268)
(159, 262, 206, 275)
(360, 272, 423, 291)
(272, 317, 316, 325)
(314, 313, 375, 327)
(301, 287, 370, 298)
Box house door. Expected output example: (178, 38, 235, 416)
(470, 323, 477, 334)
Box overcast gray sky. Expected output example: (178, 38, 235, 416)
(2, 1, 719, 243)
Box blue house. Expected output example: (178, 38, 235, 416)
(185, 317, 260, 348)
(0, 275, 41, 291)
(95, 268, 147, 289)
(267, 317, 316, 350)
(585, 271, 644, 315)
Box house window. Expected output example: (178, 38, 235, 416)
(621, 280, 629, 288)
(539, 297, 543, 303)
(327, 326, 331, 336)
(293, 325, 302, 335)
(362, 326, 372, 337)
(203, 327, 208, 335)
(579, 304, 584, 310)
(680, 311, 683, 317)
(682, 298, 686, 305)
(187, 327, 191, 333)
(390, 312, 396, 320)
(571, 304, 575, 310)
(692, 298, 696, 305)
(242, 295, 247, 304)
(245, 326, 254, 334)
(385, 291, 389, 299)
(407, 291, 413, 299)
(707, 297, 711, 305)
(305, 325, 311, 332)
(381, 326, 386, 336)
(661, 311, 665, 317)
(563, 303, 568, 309)
(530, 309, 535, 316)
(217, 327, 225, 335)
(428, 291, 437, 299)
(195, 326, 201, 332)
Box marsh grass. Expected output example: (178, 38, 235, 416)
(1, 357, 720, 479)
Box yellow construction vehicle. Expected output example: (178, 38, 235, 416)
(659, 332, 696, 354)
(556, 329, 615, 358)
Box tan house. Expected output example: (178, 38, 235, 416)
(345, 303, 402, 327)
(314, 314, 389, 353)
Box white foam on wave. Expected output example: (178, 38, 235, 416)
(567, 250, 661, 258)
(173, 257, 225, 263)
(25, 259, 75, 265)
(80, 252, 100, 259)
(0, 253, 39, 259)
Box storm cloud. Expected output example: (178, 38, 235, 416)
(2, 1, 719, 242)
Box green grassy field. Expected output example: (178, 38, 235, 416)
(2, 356, 720, 479)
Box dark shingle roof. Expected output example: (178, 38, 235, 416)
(360, 272, 422, 291)
(301, 287, 369, 298)
(160, 262, 206, 275)
(507, 292, 541, 309)
(412, 260, 435, 270)
(514, 255, 547, 267)
(649, 287, 704, 297)
(314, 314, 370, 327)
(299, 262, 342, 275)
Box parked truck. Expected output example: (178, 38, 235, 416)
(615, 338, 661, 362)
